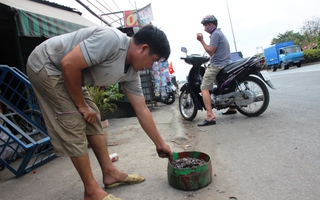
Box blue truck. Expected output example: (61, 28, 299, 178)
(231, 51, 243, 61)
(263, 41, 304, 71)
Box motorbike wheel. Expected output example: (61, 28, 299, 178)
(179, 90, 197, 121)
(234, 76, 270, 117)
(162, 92, 175, 105)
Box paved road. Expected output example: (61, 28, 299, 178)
(182, 63, 320, 200)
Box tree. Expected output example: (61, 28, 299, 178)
(270, 30, 305, 47)
(269, 16, 320, 49)
(300, 16, 320, 46)
(318, 31, 320, 49)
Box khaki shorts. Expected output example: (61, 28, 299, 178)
(27, 65, 102, 157)
(200, 64, 223, 90)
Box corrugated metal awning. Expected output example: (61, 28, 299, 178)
(15, 9, 88, 37)
(0, 0, 98, 37)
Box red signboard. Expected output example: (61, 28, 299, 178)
(124, 10, 137, 28)
(124, 4, 154, 28)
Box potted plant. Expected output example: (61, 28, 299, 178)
(86, 84, 124, 120)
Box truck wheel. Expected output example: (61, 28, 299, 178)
(297, 62, 302, 67)
(282, 62, 289, 70)
(278, 63, 284, 69)
(273, 65, 277, 72)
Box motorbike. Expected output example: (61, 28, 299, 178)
(179, 47, 275, 121)
(153, 85, 176, 105)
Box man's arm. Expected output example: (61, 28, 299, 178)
(60, 45, 97, 124)
(196, 33, 217, 56)
(125, 91, 172, 158)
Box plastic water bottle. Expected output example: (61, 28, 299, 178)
(109, 153, 119, 162)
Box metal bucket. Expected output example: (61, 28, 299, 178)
(167, 151, 212, 191)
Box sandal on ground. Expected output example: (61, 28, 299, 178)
(222, 110, 237, 115)
(105, 174, 145, 188)
(197, 119, 216, 127)
(103, 194, 122, 200)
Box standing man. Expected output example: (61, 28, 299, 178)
(196, 15, 234, 127)
(27, 25, 172, 200)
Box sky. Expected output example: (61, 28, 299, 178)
(50, 0, 320, 81)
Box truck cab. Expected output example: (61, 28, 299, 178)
(279, 45, 304, 69)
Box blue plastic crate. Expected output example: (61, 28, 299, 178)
(0, 65, 56, 177)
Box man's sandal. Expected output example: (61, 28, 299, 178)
(103, 194, 122, 200)
(105, 174, 145, 188)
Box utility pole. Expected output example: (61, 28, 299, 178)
(226, 0, 237, 52)
(134, 1, 140, 27)
(75, 0, 111, 26)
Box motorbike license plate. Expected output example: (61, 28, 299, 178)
(260, 70, 271, 81)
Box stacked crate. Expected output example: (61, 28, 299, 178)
(0, 65, 55, 177)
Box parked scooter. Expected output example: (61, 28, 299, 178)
(179, 47, 275, 121)
(153, 85, 176, 105)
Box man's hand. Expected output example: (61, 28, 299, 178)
(156, 142, 172, 158)
(78, 105, 97, 124)
(196, 33, 203, 41)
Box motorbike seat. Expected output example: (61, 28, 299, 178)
(219, 57, 250, 75)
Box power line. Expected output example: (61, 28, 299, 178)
(94, 0, 119, 24)
(101, 0, 124, 26)
(127, 0, 134, 9)
(111, 0, 121, 11)
(75, 0, 111, 26)
(100, 0, 114, 13)
(86, 0, 106, 15)
(80, 0, 140, 27)
(98, 0, 140, 27)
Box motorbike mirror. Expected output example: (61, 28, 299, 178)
(181, 47, 187, 53)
